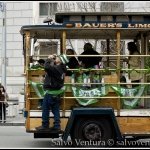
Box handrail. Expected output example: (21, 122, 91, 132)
(27, 68, 150, 71)
(27, 96, 150, 99)
(27, 54, 150, 57)
(26, 82, 150, 85)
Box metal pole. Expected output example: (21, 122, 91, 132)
(1, 2, 6, 88)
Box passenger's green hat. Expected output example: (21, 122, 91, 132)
(59, 54, 69, 65)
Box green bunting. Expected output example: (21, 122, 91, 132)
(111, 85, 146, 109)
(29, 81, 45, 98)
(72, 86, 109, 106)
(29, 80, 147, 108)
(30, 81, 65, 98)
(29, 65, 149, 109)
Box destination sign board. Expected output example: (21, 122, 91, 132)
(65, 23, 150, 28)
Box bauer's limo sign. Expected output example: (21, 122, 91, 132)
(65, 23, 150, 28)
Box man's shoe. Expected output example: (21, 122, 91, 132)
(35, 126, 49, 131)
(49, 127, 61, 132)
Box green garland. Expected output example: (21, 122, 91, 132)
(71, 67, 150, 74)
(28, 66, 150, 74)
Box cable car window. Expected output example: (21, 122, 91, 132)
(69, 16, 82, 21)
(132, 16, 144, 22)
(85, 16, 97, 21)
(116, 16, 129, 22)
(101, 16, 113, 22)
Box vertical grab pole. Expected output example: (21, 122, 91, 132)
(145, 35, 149, 107)
(141, 33, 146, 107)
(116, 31, 121, 116)
(61, 31, 66, 54)
(25, 31, 31, 130)
(61, 31, 67, 130)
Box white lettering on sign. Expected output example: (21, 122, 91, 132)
(128, 24, 150, 28)
(74, 23, 150, 28)
(75, 23, 122, 28)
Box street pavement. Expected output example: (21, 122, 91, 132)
(0, 126, 61, 148)
(0, 126, 150, 148)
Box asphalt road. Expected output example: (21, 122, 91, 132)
(0, 126, 62, 148)
(0, 126, 150, 148)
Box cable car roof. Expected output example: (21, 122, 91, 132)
(20, 12, 150, 39)
(20, 26, 150, 40)
(55, 12, 150, 23)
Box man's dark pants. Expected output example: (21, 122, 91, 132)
(42, 93, 61, 129)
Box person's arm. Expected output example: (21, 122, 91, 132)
(128, 56, 140, 67)
(5, 93, 9, 101)
(67, 57, 79, 68)
(44, 55, 63, 76)
(44, 56, 55, 73)
(3, 87, 8, 104)
(78, 51, 84, 62)
(123, 57, 129, 63)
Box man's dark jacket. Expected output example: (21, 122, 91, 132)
(43, 58, 67, 90)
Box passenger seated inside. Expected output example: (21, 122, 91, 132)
(38, 59, 45, 67)
(66, 49, 80, 76)
(78, 42, 102, 68)
(78, 43, 102, 88)
(124, 42, 142, 88)
(30, 59, 45, 69)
